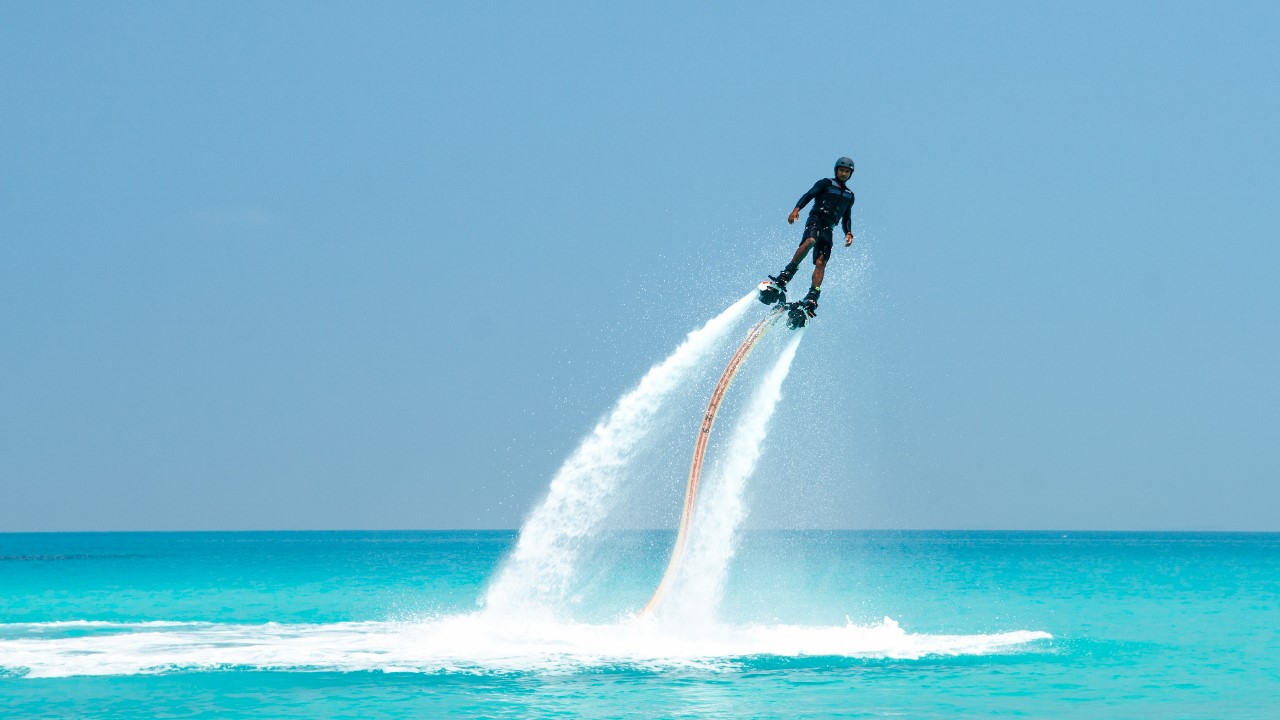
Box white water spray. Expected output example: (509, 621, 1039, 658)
(483, 292, 757, 616)
(662, 330, 805, 624)
(0, 618, 1051, 678)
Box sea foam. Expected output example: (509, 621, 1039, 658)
(0, 616, 1052, 678)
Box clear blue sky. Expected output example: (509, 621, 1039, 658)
(3, 2, 1277, 531)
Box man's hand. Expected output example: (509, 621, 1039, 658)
(845, 232, 854, 247)
(787, 208, 800, 224)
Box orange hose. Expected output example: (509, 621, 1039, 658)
(643, 305, 784, 615)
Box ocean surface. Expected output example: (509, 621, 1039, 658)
(1, 530, 1277, 718)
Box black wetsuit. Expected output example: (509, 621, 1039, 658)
(794, 178, 855, 263)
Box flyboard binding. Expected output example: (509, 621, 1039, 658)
(757, 275, 788, 306)
(786, 298, 816, 330)
(758, 277, 814, 330)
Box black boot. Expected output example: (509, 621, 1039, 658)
(800, 287, 820, 317)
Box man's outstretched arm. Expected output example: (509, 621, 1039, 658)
(789, 180, 826, 224)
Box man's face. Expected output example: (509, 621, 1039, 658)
(836, 167, 852, 183)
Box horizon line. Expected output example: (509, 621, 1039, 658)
(3, 527, 1278, 535)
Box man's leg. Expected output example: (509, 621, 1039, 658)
(777, 237, 815, 283)
(811, 255, 827, 289)
(801, 239, 831, 313)
(789, 237, 816, 268)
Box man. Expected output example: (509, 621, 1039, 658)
(759, 156, 856, 318)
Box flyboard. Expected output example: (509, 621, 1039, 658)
(642, 284, 808, 615)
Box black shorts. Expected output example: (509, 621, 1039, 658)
(802, 221, 834, 264)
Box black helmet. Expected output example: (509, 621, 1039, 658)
(835, 157, 855, 173)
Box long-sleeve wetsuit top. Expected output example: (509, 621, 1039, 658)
(795, 178, 855, 234)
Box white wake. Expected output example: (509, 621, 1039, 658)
(0, 617, 1052, 678)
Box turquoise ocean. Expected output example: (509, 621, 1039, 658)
(2, 530, 1277, 718)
